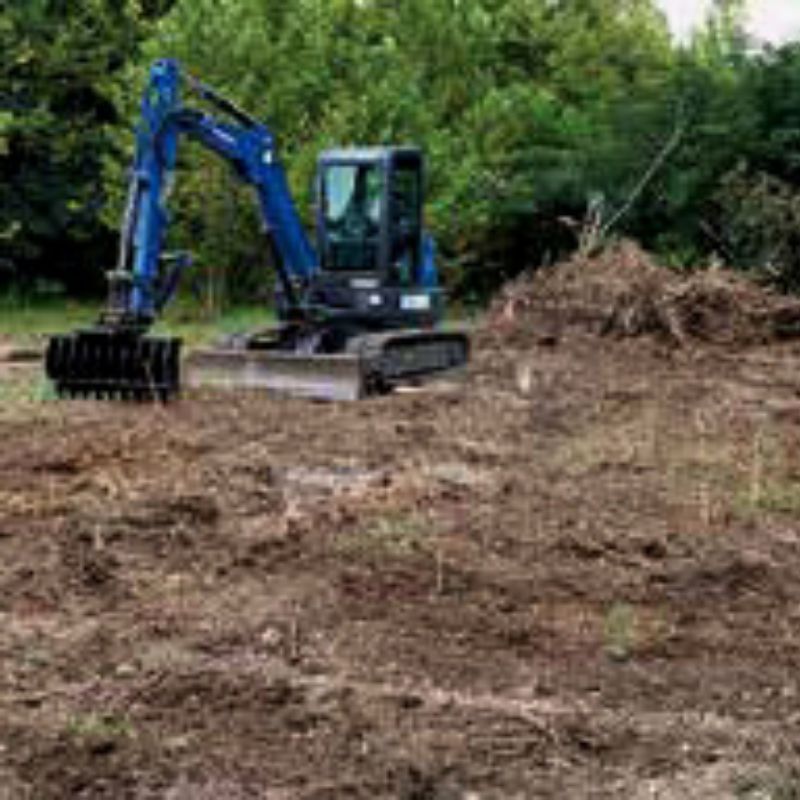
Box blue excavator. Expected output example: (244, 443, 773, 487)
(45, 59, 468, 401)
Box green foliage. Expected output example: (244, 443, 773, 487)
(686, 43, 800, 287)
(102, 0, 676, 300)
(66, 713, 134, 748)
(747, 43, 800, 181)
(0, 0, 160, 292)
(7, 0, 800, 303)
(603, 602, 637, 661)
(712, 167, 800, 288)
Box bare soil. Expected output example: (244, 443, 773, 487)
(3, 246, 800, 798)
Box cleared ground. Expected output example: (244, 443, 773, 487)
(2, 247, 800, 798)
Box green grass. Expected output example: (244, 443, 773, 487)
(66, 713, 135, 746)
(0, 296, 275, 348)
(0, 297, 98, 343)
(332, 511, 432, 562)
(0, 294, 473, 349)
(603, 602, 637, 661)
(153, 302, 276, 347)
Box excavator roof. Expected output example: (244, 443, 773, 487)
(318, 146, 422, 166)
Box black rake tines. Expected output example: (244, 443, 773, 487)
(45, 332, 181, 401)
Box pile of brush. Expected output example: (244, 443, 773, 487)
(481, 241, 800, 350)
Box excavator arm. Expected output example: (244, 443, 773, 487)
(46, 59, 321, 399)
(113, 58, 316, 323)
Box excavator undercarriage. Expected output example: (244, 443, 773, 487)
(183, 327, 469, 401)
(46, 327, 468, 402)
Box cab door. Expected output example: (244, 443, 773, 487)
(319, 162, 384, 273)
(387, 153, 422, 286)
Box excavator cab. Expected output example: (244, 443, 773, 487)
(318, 147, 422, 281)
(307, 147, 440, 329)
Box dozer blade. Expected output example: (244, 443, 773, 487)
(45, 330, 181, 400)
(183, 348, 366, 401)
(183, 328, 470, 402)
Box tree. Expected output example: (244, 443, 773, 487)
(706, 43, 800, 286)
(12, 0, 788, 304)
(107, 0, 676, 302)
(0, 0, 165, 293)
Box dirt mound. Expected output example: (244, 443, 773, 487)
(481, 241, 800, 351)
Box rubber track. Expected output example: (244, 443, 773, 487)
(351, 329, 470, 391)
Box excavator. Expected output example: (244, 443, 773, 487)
(45, 59, 469, 401)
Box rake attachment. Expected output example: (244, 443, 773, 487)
(45, 329, 181, 401)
